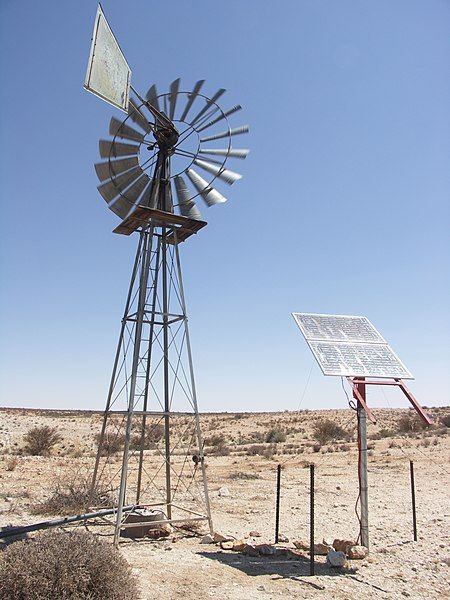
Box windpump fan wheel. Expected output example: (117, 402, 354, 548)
(95, 79, 250, 223)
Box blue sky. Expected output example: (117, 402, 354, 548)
(0, 0, 449, 413)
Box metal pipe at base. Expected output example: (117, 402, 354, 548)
(0, 505, 136, 540)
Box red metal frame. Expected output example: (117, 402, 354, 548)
(346, 377, 432, 426)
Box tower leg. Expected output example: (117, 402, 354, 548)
(173, 232, 214, 534)
(162, 228, 172, 520)
(114, 229, 154, 546)
(90, 234, 145, 503)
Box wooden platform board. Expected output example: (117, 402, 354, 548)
(113, 206, 207, 243)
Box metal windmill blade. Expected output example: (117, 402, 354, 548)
(95, 157, 139, 181)
(174, 175, 202, 220)
(196, 105, 242, 133)
(110, 117, 145, 142)
(179, 80, 205, 122)
(193, 158, 242, 185)
(189, 88, 226, 126)
(99, 140, 140, 158)
(97, 166, 143, 202)
(200, 125, 249, 143)
(168, 78, 181, 120)
(145, 84, 160, 112)
(199, 148, 249, 160)
(186, 169, 227, 206)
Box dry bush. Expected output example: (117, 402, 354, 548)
(313, 420, 349, 445)
(440, 415, 450, 428)
(95, 432, 125, 456)
(0, 529, 138, 599)
(398, 413, 426, 434)
(204, 434, 225, 447)
(312, 443, 321, 453)
(32, 474, 111, 516)
(23, 426, 62, 456)
(130, 422, 165, 451)
(265, 428, 287, 443)
(207, 443, 230, 456)
(237, 431, 264, 445)
(245, 444, 275, 459)
(371, 428, 394, 439)
(228, 471, 261, 480)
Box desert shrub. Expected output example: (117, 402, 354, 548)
(0, 529, 138, 599)
(237, 431, 265, 445)
(339, 443, 350, 452)
(129, 422, 165, 451)
(204, 434, 226, 447)
(265, 428, 286, 443)
(312, 443, 321, 453)
(23, 426, 62, 456)
(377, 428, 395, 439)
(313, 420, 349, 445)
(32, 475, 111, 515)
(440, 415, 450, 428)
(398, 413, 426, 434)
(95, 432, 125, 456)
(207, 443, 231, 456)
(244, 444, 275, 459)
(143, 422, 164, 443)
(228, 471, 261, 480)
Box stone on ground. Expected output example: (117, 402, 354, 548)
(327, 549, 347, 567)
(200, 534, 214, 544)
(348, 545, 368, 559)
(333, 538, 355, 554)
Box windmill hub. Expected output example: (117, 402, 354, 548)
(153, 123, 179, 151)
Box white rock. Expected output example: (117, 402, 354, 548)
(218, 486, 230, 497)
(327, 550, 347, 567)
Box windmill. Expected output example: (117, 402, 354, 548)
(84, 5, 249, 544)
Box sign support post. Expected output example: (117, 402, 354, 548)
(354, 379, 369, 549)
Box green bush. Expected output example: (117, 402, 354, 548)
(0, 529, 139, 599)
(23, 426, 62, 456)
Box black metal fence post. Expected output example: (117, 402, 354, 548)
(275, 464, 281, 543)
(410, 460, 417, 541)
(310, 463, 315, 575)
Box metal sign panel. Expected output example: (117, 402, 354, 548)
(292, 312, 414, 379)
(84, 4, 131, 112)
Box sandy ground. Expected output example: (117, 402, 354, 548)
(0, 407, 449, 599)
